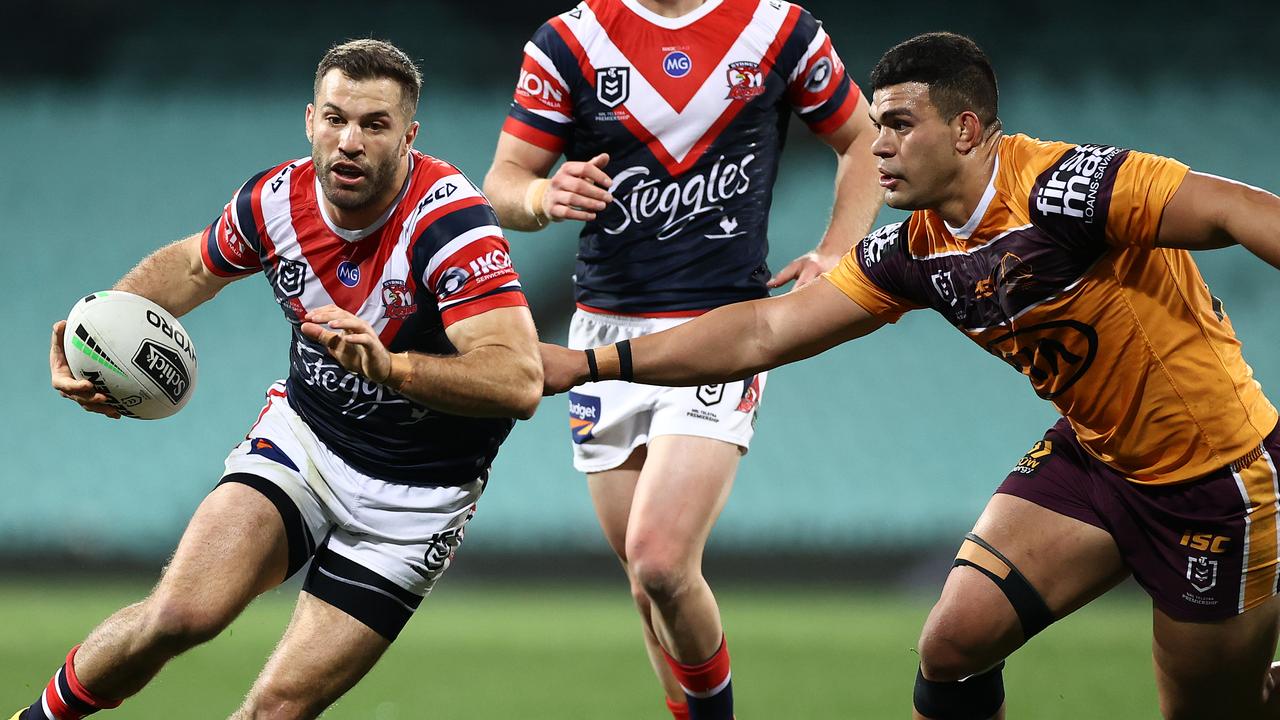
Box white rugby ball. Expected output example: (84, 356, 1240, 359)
(63, 291, 198, 420)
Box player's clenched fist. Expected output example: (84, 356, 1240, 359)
(538, 342, 587, 396)
(301, 305, 395, 385)
(540, 153, 614, 223)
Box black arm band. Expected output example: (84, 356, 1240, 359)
(585, 348, 600, 383)
(616, 339, 634, 382)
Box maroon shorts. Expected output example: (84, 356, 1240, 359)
(997, 418, 1280, 622)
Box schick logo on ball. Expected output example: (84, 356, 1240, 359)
(663, 51, 692, 78)
(567, 391, 601, 444)
(337, 261, 361, 288)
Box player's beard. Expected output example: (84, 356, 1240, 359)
(314, 147, 401, 211)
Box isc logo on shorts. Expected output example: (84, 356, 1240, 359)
(568, 391, 601, 444)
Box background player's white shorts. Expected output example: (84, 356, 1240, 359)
(566, 310, 767, 473)
(221, 382, 482, 605)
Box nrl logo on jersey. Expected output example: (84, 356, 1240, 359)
(275, 258, 306, 299)
(726, 61, 765, 102)
(596, 67, 630, 109)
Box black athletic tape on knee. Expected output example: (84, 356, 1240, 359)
(218, 473, 315, 579)
(953, 532, 1054, 640)
(913, 662, 1005, 720)
(303, 545, 423, 641)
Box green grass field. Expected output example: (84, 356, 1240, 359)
(1, 580, 1160, 719)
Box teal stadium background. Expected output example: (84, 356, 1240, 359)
(3, 0, 1278, 566)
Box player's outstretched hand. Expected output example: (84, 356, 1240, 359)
(544, 153, 614, 223)
(767, 250, 843, 291)
(301, 306, 393, 384)
(50, 320, 121, 419)
(539, 342, 588, 396)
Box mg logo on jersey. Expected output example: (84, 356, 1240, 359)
(381, 279, 415, 319)
(469, 249, 512, 277)
(726, 61, 765, 102)
(568, 391, 601, 444)
(596, 67, 630, 108)
(337, 261, 361, 288)
(1187, 556, 1218, 593)
(663, 51, 692, 78)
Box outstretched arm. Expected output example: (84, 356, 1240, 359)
(303, 305, 543, 419)
(1157, 171, 1280, 269)
(543, 277, 884, 393)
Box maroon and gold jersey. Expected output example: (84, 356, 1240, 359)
(827, 133, 1277, 484)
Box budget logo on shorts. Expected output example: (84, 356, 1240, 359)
(568, 391, 601, 444)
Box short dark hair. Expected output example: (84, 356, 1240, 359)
(870, 33, 998, 127)
(315, 39, 423, 117)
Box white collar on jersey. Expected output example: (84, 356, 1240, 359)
(945, 154, 1001, 240)
(618, 0, 724, 29)
(315, 154, 415, 243)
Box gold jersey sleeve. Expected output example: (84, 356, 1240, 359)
(1106, 150, 1190, 248)
(824, 221, 924, 322)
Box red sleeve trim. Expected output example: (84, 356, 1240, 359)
(807, 84, 860, 136)
(502, 116, 567, 153)
(441, 290, 529, 327)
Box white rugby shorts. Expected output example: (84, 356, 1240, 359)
(219, 381, 483, 639)
(566, 309, 766, 473)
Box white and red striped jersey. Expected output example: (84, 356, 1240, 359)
(504, 0, 859, 315)
(201, 150, 527, 486)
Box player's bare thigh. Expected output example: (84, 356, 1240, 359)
(919, 493, 1129, 679)
(625, 434, 740, 569)
(232, 591, 391, 720)
(588, 444, 648, 560)
(1152, 594, 1280, 720)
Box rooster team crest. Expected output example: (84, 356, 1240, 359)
(596, 67, 630, 108)
(726, 61, 765, 102)
(382, 279, 416, 319)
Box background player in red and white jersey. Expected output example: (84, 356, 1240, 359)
(26, 40, 541, 720)
(483, 1, 881, 717)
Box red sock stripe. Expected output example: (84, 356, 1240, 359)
(63, 645, 123, 711)
(663, 637, 731, 695)
(666, 697, 691, 720)
(42, 674, 75, 720)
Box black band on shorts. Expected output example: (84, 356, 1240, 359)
(303, 544, 424, 641)
(953, 532, 1054, 640)
(913, 662, 1005, 720)
(585, 348, 600, 382)
(217, 473, 315, 579)
(616, 339, 634, 382)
